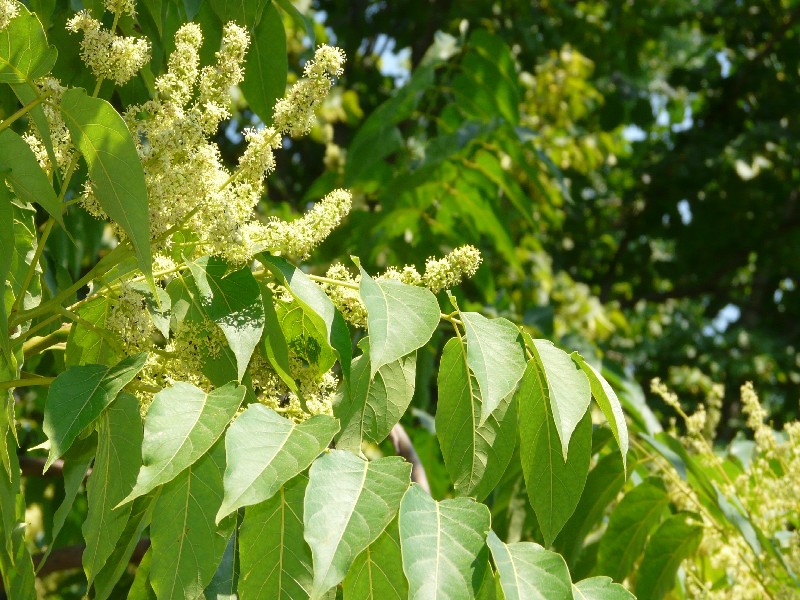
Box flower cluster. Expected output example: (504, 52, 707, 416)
(273, 45, 346, 137)
(248, 352, 337, 423)
(78, 24, 351, 266)
(422, 245, 482, 293)
(257, 189, 353, 259)
(321, 263, 367, 327)
(105, 286, 154, 351)
(321, 245, 483, 327)
(66, 10, 150, 85)
(22, 77, 74, 177)
(104, 0, 137, 17)
(650, 380, 800, 598)
(0, 0, 19, 30)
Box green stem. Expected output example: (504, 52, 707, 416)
(11, 313, 64, 347)
(57, 307, 125, 354)
(306, 274, 359, 290)
(10, 243, 133, 328)
(0, 91, 51, 136)
(0, 376, 55, 390)
(22, 326, 70, 359)
(10, 217, 55, 319)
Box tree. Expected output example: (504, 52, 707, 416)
(1, 0, 798, 598)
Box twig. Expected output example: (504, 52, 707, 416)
(389, 423, 430, 494)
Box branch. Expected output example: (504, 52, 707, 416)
(389, 423, 430, 494)
(0, 539, 149, 595)
(35, 538, 150, 577)
(18, 456, 71, 478)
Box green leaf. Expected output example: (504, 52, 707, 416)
(436, 337, 516, 501)
(5, 200, 41, 314)
(150, 440, 235, 599)
(276, 299, 337, 373)
(357, 263, 440, 377)
(127, 546, 156, 599)
(486, 531, 572, 600)
(343, 517, 408, 600)
(517, 359, 592, 546)
(217, 404, 338, 521)
(274, 0, 315, 46)
(259, 254, 351, 379)
(11, 83, 57, 175)
(304, 450, 411, 599)
(42, 352, 148, 470)
(261, 285, 297, 393)
(60, 88, 152, 279)
(573, 577, 635, 600)
(335, 338, 417, 451)
(239, 474, 314, 599)
(93, 493, 156, 600)
(529, 338, 591, 459)
(460, 312, 525, 422)
(209, 0, 269, 27)
(65, 296, 123, 366)
(0, 130, 62, 226)
(204, 518, 240, 600)
(122, 381, 246, 504)
(0, 183, 13, 362)
(0, 1, 57, 83)
(83, 393, 142, 587)
(635, 513, 703, 600)
(571, 353, 628, 469)
(554, 451, 626, 567)
(188, 257, 265, 380)
(398, 484, 491, 600)
(595, 478, 670, 582)
(129, 280, 171, 338)
(240, 2, 287, 125)
(0, 525, 36, 600)
(0, 424, 36, 600)
(38, 434, 96, 570)
(166, 273, 242, 386)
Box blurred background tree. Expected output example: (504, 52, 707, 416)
(281, 0, 800, 433)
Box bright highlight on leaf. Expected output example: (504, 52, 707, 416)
(42, 352, 148, 471)
(121, 381, 246, 505)
(304, 450, 411, 599)
(60, 88, 153, 280)
(398, 484, 491, 600)
(459, 311, 526, 422)
(487, 531, 573, 600)
(335, 338, 417, 451)
(217, 404, 338, 521)
(528, 337, 591, 459)
(356, 262, 440, 377)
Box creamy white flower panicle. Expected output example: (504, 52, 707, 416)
(257, 189, 352, 259)
(196, 22, 249, 133)
(104, 0, 137, 17)
(103, 20, 351, 266)
(237, 126, 281, 183)
(322, 263, 367, 327)
(66, 10, 150, 85)
(105, 286, 154, 351)
(322, 246, 483, 327)
(273, 45, 346, 137)
(0, 0, 19, 30)
(22, 77, 74, 176)
(154, 22, 202, 105)
(422, 245, 483, 293)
